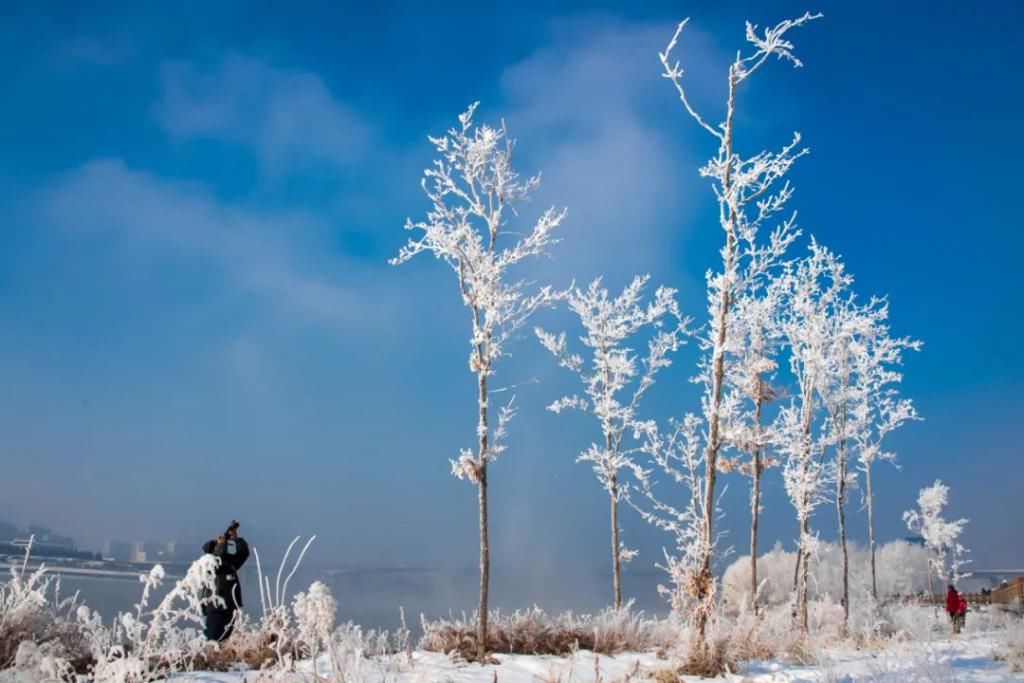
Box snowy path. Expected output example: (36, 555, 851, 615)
(171, 630, 1023, 682)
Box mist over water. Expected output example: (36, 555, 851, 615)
(58, 567, 668, 634)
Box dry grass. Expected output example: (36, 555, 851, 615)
(419, 604, 680, 661)
(640, 632, 742, 680)
(191, 626, 287, 672)
(679, 637, 738, 677)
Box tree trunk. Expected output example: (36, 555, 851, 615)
(749, 396, 764, 614)
(750, 455, 761, 614)
(793, 384, 813, 632)
(799, 516, 810, 633)
(599, 338, 622, 610)
(866, 464, 877, 602)
(792, 541, 802, 596)
(475, 370, 490, 661)
(610, 475, 622, 609)
(694, 71, 739, 645)
(837, 455, 849, 628)
(836, 408, 849, 629)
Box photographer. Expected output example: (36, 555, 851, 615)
(201, 520, 250, 641)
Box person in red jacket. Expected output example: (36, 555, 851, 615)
(946, 585, 967, 633)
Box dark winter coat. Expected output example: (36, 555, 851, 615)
(202, 537, 250, 613)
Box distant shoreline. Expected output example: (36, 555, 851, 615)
(1, 561, 183, 581)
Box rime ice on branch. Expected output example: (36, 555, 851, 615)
(391, 103, 566, 659)
(537, 276, 688, 608)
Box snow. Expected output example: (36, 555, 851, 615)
(744, 631, 1016, 682)
(159, 629, 1023, 682)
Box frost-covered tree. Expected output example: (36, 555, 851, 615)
(536, 276, 687, 608)
(632, 413, 713, 622)
(391, 104, 565, 659)
(775, 240, 849, 633)
(720, 539, 933, 611)
(654, 11, 818, 642)
(903, 480, 970, 590)
(850, 311, 921, 600)
(718, 280, 785, 614)
(817, 295, 873, 628)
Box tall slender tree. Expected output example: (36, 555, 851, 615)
(775, 240, 848, 633)
(850, 310, 920, 600)
(817, 288, 917, 624)
(536, 276, 687, 608)
(719, 289, 784, 614)
(391, 105, 565, 659)
(816, 295, 870, 628)
(655, 11, 819, 643)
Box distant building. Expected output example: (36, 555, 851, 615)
(23, 526, 76, 554)
(166, 541, 196, 562)
(0, 521, 17, 541)
(44, 534, 75, 552)
(105, 540, 133, 563)
(143, 541, 169, 563)
(130, 542, 147, 563)
(106, 539, 195, 563)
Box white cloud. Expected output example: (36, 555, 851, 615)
(493, 15, 726, 289)
(39, 158, 361, 329)
(155, 55, 372, 174)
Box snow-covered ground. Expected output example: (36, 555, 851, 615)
(744, 630, 1019, 682)
(169, 629, 1022, 682)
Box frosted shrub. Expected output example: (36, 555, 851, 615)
(83, 555, 220, 682)
(292, 581, 335, 670)
(293, 581, 335, 650)
(316, 619, 414, 681)
(721, 540, 931, 615)
(0, 540, 223, 681)
(0, 539, 90, 676)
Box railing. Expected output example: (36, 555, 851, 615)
(917, 576, 1024, 608)
(991, 577, 1024, 605)
(919, 592, 991, 606)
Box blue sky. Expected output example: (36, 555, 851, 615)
(0, 0, 1022, 593)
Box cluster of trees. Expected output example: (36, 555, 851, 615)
(391, 13, 959, 659)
